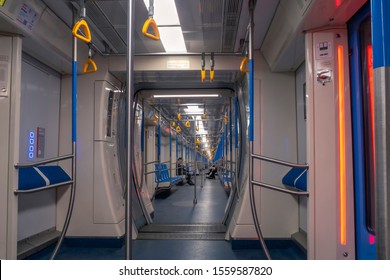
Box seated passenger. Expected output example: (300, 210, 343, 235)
(206, 164, 217, 179)
(176, 157, 194, 185)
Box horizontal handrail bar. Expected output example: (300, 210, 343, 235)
(251, 153, 308, 169)
(15, 154, 74, 169)
(251, 180, 309, 196)
(144, 160, 159, 166)
(144, 170, 158, 175)
(14, 180, 73, 194)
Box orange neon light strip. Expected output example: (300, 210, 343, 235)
(338, 45, 347, 245)
(367, 45, 376, 176)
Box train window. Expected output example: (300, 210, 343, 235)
(359, 17, 375, 234)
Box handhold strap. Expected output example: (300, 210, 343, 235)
(72, 19, 91, 43)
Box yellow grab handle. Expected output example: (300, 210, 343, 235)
(201, 69, 206, 82)
(177, 113, 181, 120)
(185, 121, 191, 128)
(202, 113, 206, 119)
(176, 126, 181, 133)
(150, 113, 158, 122)
(196, 126, 199, 131)
(240, 57, 249, 73)
(142, 18, 160, 40)
(83, 58, 97, 73)
(210, 69, 215, 82)
(171, 121, 175, 127)
(72, 19, 92, 43)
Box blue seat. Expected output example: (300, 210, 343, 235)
(221, 172, 233, 183)
(154, 163, 182, 185)
(18, 166, 71, 190)
(282, 167, 307, 192)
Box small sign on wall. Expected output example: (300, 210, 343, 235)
(16, 3, 38, 31)
(36, 127, 45, 158)
(316, 41, 332, 60)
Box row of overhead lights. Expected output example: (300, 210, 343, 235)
(143, 0, 186, 53)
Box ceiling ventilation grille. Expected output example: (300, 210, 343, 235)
(86, 1, 128, 53)
(222, 0, 243, 52)
(200, 0, 224, 27)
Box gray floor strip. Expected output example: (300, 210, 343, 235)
(140, 223, 226, 233)
(137, 232, 226, 240)
(138, 223, 227, 240)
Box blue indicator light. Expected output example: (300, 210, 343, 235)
(28, 130, 36, 159)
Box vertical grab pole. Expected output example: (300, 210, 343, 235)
(372, 0, 390, 259)
(125, 0, 135, 260)
(193, 123, 197, 204)
(140, 100, 145, 189)
(169, 121, 172, 177)
(247, 0, 271, 260)
(50, 15, 81, 259)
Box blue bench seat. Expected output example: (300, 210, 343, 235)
(282, 167, 307, 192)
(154, 163, 182, 185)
(18, 166, 71, 190)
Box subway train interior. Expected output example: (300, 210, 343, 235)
(1, 0, 389, 260)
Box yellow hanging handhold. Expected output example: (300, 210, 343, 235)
(202, 113, 206, 120)
(171, 121, 175, 127)
(185, 121, 191, 128)
(72, 19, 92, 43)
(176, 126, 181, 133)
(240, 57, 249, 73)
(177, 113, 181, 121)
(201, 69, 206, 82)
(196, 138, 201, 145)
(149, 113, 158, 122)
(210, 69, 215, 82)
(196, 126, 199, 131)
(83, 58, 97, 73)
(142, 18, 160, 40)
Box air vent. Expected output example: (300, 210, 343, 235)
(222, 0, 243, 52)
(86, 1, 128, 53)
(200, 0, 224, 25)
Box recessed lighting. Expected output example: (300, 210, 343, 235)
(153, 94, 219, 98)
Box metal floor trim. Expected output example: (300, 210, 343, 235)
(139, 223, 226, 234)
(138, 223, 227, 240)
(137, 232, 226, 240)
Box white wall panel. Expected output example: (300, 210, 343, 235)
(17, 58, 60, 241)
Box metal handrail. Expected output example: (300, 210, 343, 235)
(15, 154, 73, 169)
(251, 180, 309, 196)
(251, 153, 308, 169)
(144, 160, 159, 166)
(144, 170, 159, 175)
(14, 181, 74, 194)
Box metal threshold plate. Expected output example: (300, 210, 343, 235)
(138, 223, 226, 240)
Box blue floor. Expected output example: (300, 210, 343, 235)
(152, 176, 228, 223)
(27, 239, 306, 260)
(26, 176, 306, 260)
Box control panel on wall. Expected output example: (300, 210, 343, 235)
(27, 127, 45, 160)
(94, 81, 121, 142)
(0, 54, 10, 98)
